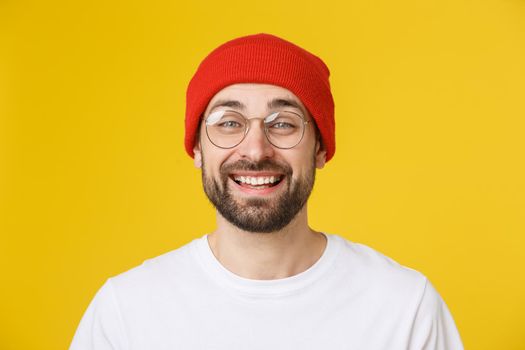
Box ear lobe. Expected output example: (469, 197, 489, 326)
(315, 140, 326, 169)
(315, 149, 326, 169)
(193, 142, 202, 169)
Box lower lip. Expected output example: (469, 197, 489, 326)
(230, 177, 285, 196)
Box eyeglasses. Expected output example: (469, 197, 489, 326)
(204, 109, 310, 149)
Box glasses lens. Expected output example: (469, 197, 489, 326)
(264, 111, 305, 148)
(205, 110, 246, 148)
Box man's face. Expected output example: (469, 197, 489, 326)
(193, 84, 326, 233)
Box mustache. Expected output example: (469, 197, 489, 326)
(220, 159, 292, 176)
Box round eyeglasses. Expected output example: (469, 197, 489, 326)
(204, 110, 310, 149)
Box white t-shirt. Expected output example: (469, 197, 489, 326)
(70, 233, 464, 350)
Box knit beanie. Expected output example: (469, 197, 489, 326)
(185, 33, 336, 162)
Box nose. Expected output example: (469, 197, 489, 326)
(237, 120, 275, 161)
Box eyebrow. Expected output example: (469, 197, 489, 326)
(267, 98, 304, 112)
(209, 99, 246, 111)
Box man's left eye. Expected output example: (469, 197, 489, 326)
(272, 122, 294, 129)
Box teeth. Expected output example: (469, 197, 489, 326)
(233, 175, 281, 185)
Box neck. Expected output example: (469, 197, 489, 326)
(207, 206, 327, 280)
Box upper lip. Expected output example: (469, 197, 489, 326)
(229, 171, 283, 177)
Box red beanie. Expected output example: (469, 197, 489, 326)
(185, 33, 336, 162)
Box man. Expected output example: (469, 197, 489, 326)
(70, 33, 463, 349)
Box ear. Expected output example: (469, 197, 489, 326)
(193, 141, 202, 169)
(314, 138, 326, 169)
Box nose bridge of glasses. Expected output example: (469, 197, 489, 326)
(246, 115, 271, 128)
(244, 116, 271, 143)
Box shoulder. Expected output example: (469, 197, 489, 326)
(329, 233, 428, 301)
(329, 234, 464, 347)
(332, 233, 427, 281)
(69, 239, 202, 350)
(107, 236, 202, 294)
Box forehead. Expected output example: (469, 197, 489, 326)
(204, 83, 308, 115)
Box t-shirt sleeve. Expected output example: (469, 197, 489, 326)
(408, 278, 464, 350)
(69, 279, 128, 350)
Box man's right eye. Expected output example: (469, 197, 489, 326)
(218, 120, 242, 128)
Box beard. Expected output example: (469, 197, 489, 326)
(201, 155, 316, 233)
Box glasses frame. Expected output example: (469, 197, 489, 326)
(204, 109, 310, 150)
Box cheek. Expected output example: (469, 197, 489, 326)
(286, 140, 316, 166)
(201, 147, 233, 177)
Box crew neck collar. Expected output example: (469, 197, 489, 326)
(193, 232, 341, 299)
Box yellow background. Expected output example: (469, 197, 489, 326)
(2, 0, 524, 349)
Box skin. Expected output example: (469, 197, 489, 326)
(193, 83, 328, 280)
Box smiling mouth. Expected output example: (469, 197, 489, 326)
(230, 174, 284, 189)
